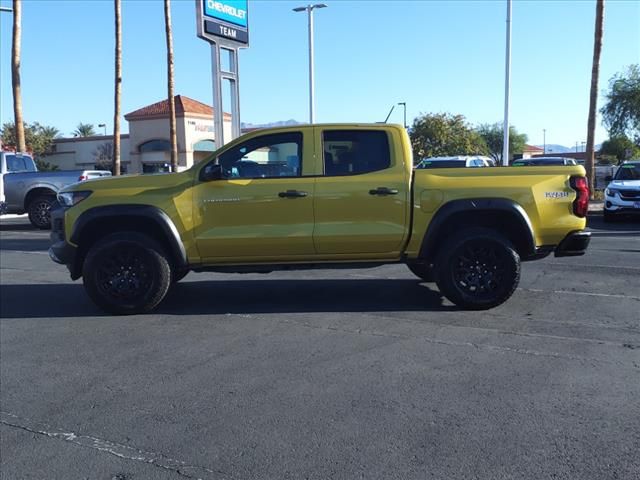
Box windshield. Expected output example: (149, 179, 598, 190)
(5, 154, 37, 172)
(614, 164, 640, 181)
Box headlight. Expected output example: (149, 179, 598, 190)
(605, 188, 619, 197)
(57, 191, 92, 207)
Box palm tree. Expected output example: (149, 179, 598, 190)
(73, 123, 96, 137)
(113, 0, 121, 175)
(586, 0, 605, 197)
(164, 0, 178, 173)
(11, 0, 25, 152)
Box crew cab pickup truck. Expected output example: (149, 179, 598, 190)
(49, 124, 591, 314)
(0, 151, 111, 228)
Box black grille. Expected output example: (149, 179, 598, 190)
(619, 190, 640, 199)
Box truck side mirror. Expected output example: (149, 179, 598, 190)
(200, 163, 223, 182)
(605, 175, 612, 182)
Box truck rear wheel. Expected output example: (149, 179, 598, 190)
(82, 232, 172, 315)
(27, 195, 55, 229)
(435, 228, 520, 310)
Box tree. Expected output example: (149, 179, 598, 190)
(164, 0, 178, 173)
(1, 121, 60, 170)
(74, 123, 96, 137)
(601, 64, 640, 143)
(12, 0, 25, 152)
(585, 0, 605, 196)
(1, 121, 59, 157)
(599, 135, 640, 162)
(409, 113, 488, 161)
(476, 123, 528, 164)
(93, 142, 114, 172)
(113, 0, 122, 176)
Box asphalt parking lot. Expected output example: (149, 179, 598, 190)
(1, 214, 639, 480)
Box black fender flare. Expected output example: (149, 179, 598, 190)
(419, 198, 536, 260)
(70, 204, 188, 267)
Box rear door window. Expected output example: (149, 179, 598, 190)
(322, 130, 390, 176)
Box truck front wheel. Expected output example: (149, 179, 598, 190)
(435, 228, 520, 310)
(82, 232, 172, 315)
(27, 195, 55, 229)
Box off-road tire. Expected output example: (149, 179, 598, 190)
(407, 262, 434, 282)
(435, 227, 520, 310)
(82, 232, 172, 315)
(27, 195, 55, 229)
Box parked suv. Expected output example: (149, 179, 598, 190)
(513, 157, 578, 166)
(603, 161, 640, 221)
(416, 156, 493, 169)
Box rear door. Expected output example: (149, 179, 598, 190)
(312, 128, 410, 256)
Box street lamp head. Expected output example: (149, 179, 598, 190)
(98, 124, 106, 127)
(293, 4, 327, 12)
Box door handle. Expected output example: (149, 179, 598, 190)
(369, 187, 399, 196)
(278, 190, 308, 198)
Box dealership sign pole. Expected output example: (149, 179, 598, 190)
(196, 0, 248, 147)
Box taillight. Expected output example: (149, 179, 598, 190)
(570, 176, 589, 218)
(78, 175, 87, 181)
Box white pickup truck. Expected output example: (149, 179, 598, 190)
(0, 151, 111, 229)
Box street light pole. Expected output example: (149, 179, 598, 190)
(98, 123, 107, 136)
(543, 129, 546, 154)
(501, 0, 512, 166)
(398, 102, 407, 128)
(293, 4, 327, 124)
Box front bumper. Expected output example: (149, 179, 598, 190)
(49, 206, 81, 279)
(604, 194, 640, 214)
(554, 230, 591, 257)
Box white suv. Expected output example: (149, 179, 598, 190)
(603, 161, 640, 222)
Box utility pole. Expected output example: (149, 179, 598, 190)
(543, 129, 546, 154)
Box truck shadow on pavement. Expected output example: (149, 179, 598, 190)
(0, 238, 51, 252)
(0, 279, 450, 319)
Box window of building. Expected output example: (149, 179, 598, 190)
(323, 130, 391, 176)
(193, 139, 216, 152)
(142, 163, 170, 174)
(139, 139, 171, 153)
(217, 132, 302, 179)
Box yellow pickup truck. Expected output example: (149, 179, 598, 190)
(49, 124, 590, 314)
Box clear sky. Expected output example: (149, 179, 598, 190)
(1, 0, 639, 148)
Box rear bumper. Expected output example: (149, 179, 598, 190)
(554, 230, 591, 257)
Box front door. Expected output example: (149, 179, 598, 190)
(193, 130, 316, 262)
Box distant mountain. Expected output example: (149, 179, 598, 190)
(241, 119, 303, 129)
(534, 143, 602, 154)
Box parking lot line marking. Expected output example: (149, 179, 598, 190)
(0, 411, 224, 479)
(279, 318, 634, 367)
(554, 262, 640, 271)
(1, 250, 49, 255)
(521, 288, 640, 301)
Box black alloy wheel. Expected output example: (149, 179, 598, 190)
(28, 195, 55, 229)
(435, 228, 520, 310)
(82, 232, 172, 315)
